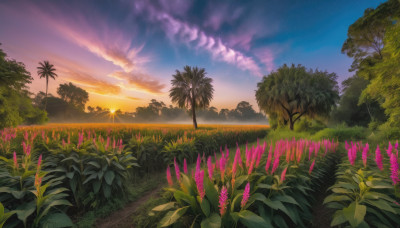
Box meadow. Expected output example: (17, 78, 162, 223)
(1, 123, 399, 228)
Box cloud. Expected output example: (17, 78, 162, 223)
(62, 69, 122, 95)
(125, 96, 141, 101)
(254, 48, 276, 73)
(110, 71, 166, 94)
(27, 2, 150, 72)
(132, 0, 263, 77)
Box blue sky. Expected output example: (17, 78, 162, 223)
(0, 0, 383, 111)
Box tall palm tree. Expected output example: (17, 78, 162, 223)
(37, 61, 57, 110)
(170, 66, 214, 129)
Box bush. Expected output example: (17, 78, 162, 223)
(312, 125, 368, 141)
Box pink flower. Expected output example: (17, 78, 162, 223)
(37, 154, 42, 170)
(309, 159, 316, 174)
(183, 158, 188, 174)
(196, 154, 201, 173)
(390, 153, 399, 185)
(174, 157, 181, 182)
(387, 142, 393, 157)
(376, 145, 383, 171)
(207, 156, 213, 180)
(220, 157, 225, 180)
(13, 151, 18, 169)
(271, 156, 280, 174)
(195, 170, 205, 201)
(265, 145, 273, 173)
(166, 166, 173, 186)
(280, 167, 288, 182)
(241, 182, 250, 209)
(362, 143, 369, 168)
(219, 186, 228, 216)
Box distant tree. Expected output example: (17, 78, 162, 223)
(219, 109, 230, 121)
(57, 82, 89, 111)
(37, 61, 57, 110)
(87, 106, 95, 113)
(169, 66, 214, 129)
(331, 75, 386, 126)
(256, 64, 339, 130)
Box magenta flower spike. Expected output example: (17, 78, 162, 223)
(220, 157, 225, 180)
(362, 143, 369, 168)
(265, 146, 273, 173)
(309, 159, 316, 174)
(196, 154, 201, 173)
(174, 157, 181, 182)
(183, 158, 188, 174)
(219, 186, 228, 216)
(237, 147, 243, 168)
(387, 142, 393, 157)
(390, 153, 399, 185)
(13, 151, 18, 169)
(195, 170, 205, 201)
(375, 145, 383, 171)
(241, 182, 250, 209)
(271, 156, 280, 174)
(37, 154, 42, 170)
(207, 156, 213, 180)
(280, 167, 288, 182)
(166, 166, 173, 186)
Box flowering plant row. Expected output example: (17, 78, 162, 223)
(152, 138, 339, 227)
(0, 126, 267, 227)
(324, 141, 400, 227)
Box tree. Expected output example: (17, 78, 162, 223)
(331, 75, 386, 127)
(361, 18, 400, 127)
(57, 82, 89, 111)
(0, 46, 47, 128)
(169, 66, 214, 129)
(256, 64, 339, 130)
(37, 61, 58, 110)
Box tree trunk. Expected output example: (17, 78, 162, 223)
(45, 77, 48, 111)
(191, 92, 198, 129)
(289, 116, 294, 131)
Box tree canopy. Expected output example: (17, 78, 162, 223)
(256, 64, 339, 130)
(0, 45, 47, 128)
(169, 66, 214, 129)
(57, 82, 89, 111)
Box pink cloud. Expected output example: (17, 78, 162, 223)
(110, 71, 166, 94)
(255, 48, 276, 73)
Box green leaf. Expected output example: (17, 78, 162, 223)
(200, 198, 210, 217)
(152, 202, 175, 212)
(204, 179, 218, 209)
(365, 199, 396, 214)
(200, 213, 221, 228)
(104, 170, 115, 185)
(39, 212, 73, 228)
(342, 202, 366, 227)
(159, 206, 189, 227)
(330, 210, 347, 226)
(238, 210, 268, 227)
(15, 202, 36, 227)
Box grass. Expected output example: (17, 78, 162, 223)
(74, 171, 166, 228)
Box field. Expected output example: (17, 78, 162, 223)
(1, 124, 399, 228)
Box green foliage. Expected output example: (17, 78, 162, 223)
(0, 46, 47, 128)
(312, 126, 368, 141)
(57, 83, 89, 111)
(256, 64, 339, 130)
(325, 162, 400, 227)
(0, 202, 15, 228)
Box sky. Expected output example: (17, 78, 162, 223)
(0, 0, 383, 112)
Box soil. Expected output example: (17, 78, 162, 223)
(95, 186, 162, 228)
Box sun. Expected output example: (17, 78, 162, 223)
(110, 109, 115, 114)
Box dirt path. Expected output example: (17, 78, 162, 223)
(95, 185, 163, 228)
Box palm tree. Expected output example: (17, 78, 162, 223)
(170, 66, 214, 129)
(37, 61, 57, 110)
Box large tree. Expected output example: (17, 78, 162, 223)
(169, 66, 214, 129)
(0, 45, 47, 128)
(57, 82, 89, 111)
(37, 60, 58, 110)
(256, 64, 339, 130)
